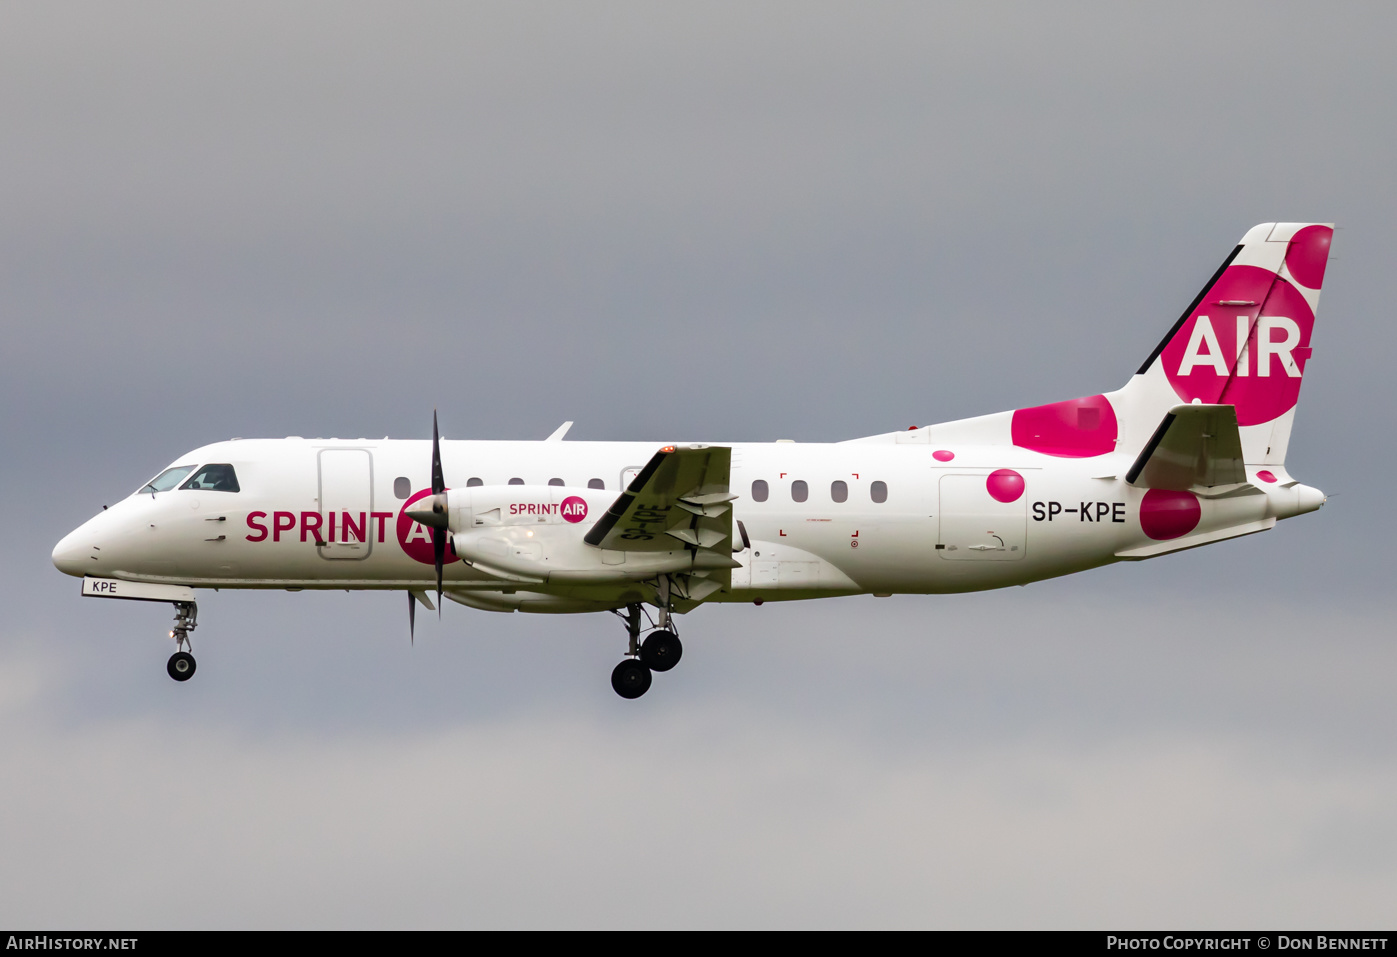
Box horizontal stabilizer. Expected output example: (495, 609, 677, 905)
(1126, 404, 1246, 490)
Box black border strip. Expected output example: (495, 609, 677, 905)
(1135, 244, 1244, 375)
(0, 931, 1384, 949)
(1126, 412, 1176, 485)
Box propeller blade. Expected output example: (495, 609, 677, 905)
(433, 529, 445, 614)
(408, 590, 415, 644)
(431, 409, 445, 495)
(430, 410, 447, 614)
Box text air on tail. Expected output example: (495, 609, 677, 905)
(1110, 222, 1333, 466)
(909, 223, 1333, 473)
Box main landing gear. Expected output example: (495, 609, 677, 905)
(609, 589, 684, 700)
(166, 601, 198, 682)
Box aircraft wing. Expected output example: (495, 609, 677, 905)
(584, 445, 735, 553)
(1126, 404, 1247, 490)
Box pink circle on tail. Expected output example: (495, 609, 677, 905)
(933, 449, 955, 462)
(1257, 470, 1277, 484)
(1220, 277, 1314, 426)
(1285, 225, 1333, 290)
(1139, 489, 1201, 540)
(1160, 264, 1315, 427)
(986, 469, 1025, 503)
(560, 495, 588, 523)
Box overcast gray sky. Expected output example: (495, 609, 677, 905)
(3, 2, 1395, 928)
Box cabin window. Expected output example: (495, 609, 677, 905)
(140, 466, 195, 495)
(791, 480, 808, 503)
(831, 480, 848, 503)
(394, 476, 411, 499)
(871, 480, 888, 503)
(180, 464, 240, 493)
(466, 477, 484, 487)
(751, 479, 769, 502)
(548, 478, 565, 487)
(588, 478, 605, 489)
(508, 477, 525, 486)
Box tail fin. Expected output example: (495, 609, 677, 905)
(1113, 223, 1332, 466)
(911, 223, 1331, 466)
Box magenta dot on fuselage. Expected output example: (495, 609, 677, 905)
(986, 469, 1024, 503)
(933, 449, 955, 462)
(1139, 488, 1201, 541)
(1257, 470, 1277, 484)
(1285, 225, 1333, 290)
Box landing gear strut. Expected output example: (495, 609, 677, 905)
(609, 581, 685, 698)
(611, 604, 649, 699)
(641, 574, 682, 671)
(166, 601, 198, 682)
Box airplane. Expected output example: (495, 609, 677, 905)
(52, 222, 1332, 698)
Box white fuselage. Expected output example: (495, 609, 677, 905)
(52, 434, 1324, 610)
(47, 222, 1335, 700)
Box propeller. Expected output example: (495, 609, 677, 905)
(405, 409, 452, 636)
(429, 409, 447, 611)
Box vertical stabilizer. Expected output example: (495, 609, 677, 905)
(1112, 223, 1332, 465)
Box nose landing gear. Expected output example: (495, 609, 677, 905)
(166, 601, 198, 682)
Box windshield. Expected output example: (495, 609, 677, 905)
(140, 465, 195, 495)
(180, 463, 240, 492)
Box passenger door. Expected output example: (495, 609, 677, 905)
(318, 449, 374, 560)
(937, 472, 1027, 561)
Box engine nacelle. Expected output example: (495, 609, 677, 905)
(443, 485, 698, 583)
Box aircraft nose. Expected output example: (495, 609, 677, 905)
(52, 527, 92, 577)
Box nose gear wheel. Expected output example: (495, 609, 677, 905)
(167, 652, 196, 681)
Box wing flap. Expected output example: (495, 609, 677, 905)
(584, 446, 733, 551)
(583, 445, 738, 605)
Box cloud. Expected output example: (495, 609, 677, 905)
(3, 595, 1395, 927)
(4, 706, 1394, 928)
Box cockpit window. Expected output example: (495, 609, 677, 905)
(140, 466, 195, 495)
(180, 464, 241, 492)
